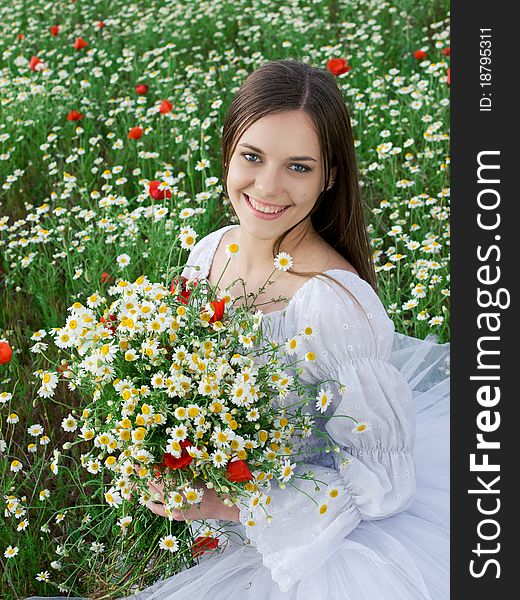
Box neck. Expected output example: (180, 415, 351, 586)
(231, 220, 317, 276)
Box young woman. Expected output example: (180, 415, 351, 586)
(29, 59, 449, 600)
(131, 59, 450, 599)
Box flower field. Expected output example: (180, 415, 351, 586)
(0, 0, 449, 597)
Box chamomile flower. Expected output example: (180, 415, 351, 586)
(224, 243, 239, 258)
(284, 337, 299, 355)
(159, 535, 179, 552)
(301, 325, 316, 340)
(273, 252, 293, 272)
(0, 392, 12, 404)
(39, 489, 50, 501)
(36, 571, 51, 582)
(279, 459, 296, 482)
(28, 424, 44, 436)
(210, 450, 228, 468)
(4, 546, 19, 559)
(105, 487, 123, 508)
(61, 414, 78, 432)
(351, 421, 371, 435)
(10, 459, 23, 472)
(116, 254, 131, 268)
(117, 516, 133, 529)
(315, 387, 333, 413)
(184, 486, 204, 504)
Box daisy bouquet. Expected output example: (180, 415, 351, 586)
(34, 258, 358, 566)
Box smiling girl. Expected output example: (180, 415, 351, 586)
(28, 59, 449, 600)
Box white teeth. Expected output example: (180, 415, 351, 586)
(247, 195, 288, 214)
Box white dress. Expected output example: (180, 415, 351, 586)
(28, 224, 450, 600)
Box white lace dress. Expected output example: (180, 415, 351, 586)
(29, 224, 450, 600)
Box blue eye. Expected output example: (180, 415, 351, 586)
(241, 153, 310, 173)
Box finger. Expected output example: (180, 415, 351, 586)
(145, 500, 167, 518)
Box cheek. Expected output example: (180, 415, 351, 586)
(226, 164, 245, 194)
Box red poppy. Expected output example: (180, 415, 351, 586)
(29, 56, 42, 71)
(170, 275, 197, 304)
(192, 536, 219, 558)
(441, 47, 450, 56)
(446, 67, 450, 86)
(50, 25, 60, 36)
(17, 33, 24, 41)
(0, 342, 12, 365)
(66, 110, 83, 121)
(159, 99, 173, 114)
(96, 21, 105, 29)
(226, 459, 253, 483)
(326, 58, 351, 76)
(100, 271, 112, 284)
(136, 84, 148, 95)
(148, 180, 172, 200)
(100, 313, 117, 334)
(163, 440, 194, 470)
(128, 127, 143, 140)
(74, 37, 88, 50)
(413, 50, 427, 60)
(208, 299, 226, 324)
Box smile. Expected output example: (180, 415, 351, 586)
(243, 194, 290, 218)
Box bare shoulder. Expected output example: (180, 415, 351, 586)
(304, 237, 359, 276)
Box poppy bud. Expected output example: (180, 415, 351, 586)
(159, 99, 173, 114)
(74, 37, 88, 50)
(128, 127, 144, 140)
(326, 57, 351, 76)
(0, 342, 13, 365)
(66, 110, 83, 121)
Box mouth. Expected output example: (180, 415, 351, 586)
(243, 194, 290, 218)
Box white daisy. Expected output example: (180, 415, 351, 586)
(315, 387, 333, 413)
(159, 535, 179, 553)
(116, 254, 131, 268)
(105, 487, 123, 508)
(117, 516, 133, 529)
(279, 459, 296, 483)
(61, 414, 78, 432)
(273, 252, 293, 272)
(351, 421, 371, 435)
(184, 486, 204, 504)
(28, 424, 44, 436)
(4, 546, 19, 559)
(224, 243, 240, 258)
(284, 337, 299, 355)
(210, 450, 228, 468)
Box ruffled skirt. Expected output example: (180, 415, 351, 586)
(27, 333, 450, 600)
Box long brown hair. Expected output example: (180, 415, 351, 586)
(219, 59, 378, 295)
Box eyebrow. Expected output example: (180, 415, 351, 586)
(238, 143, 318, 162)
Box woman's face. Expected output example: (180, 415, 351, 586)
(226, 110, 332, 240)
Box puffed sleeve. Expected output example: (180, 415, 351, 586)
(237, 272, 416, 592)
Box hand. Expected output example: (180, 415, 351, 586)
(142, 476, 240, 523)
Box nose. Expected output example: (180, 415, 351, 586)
(255, 164, 284, 199)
